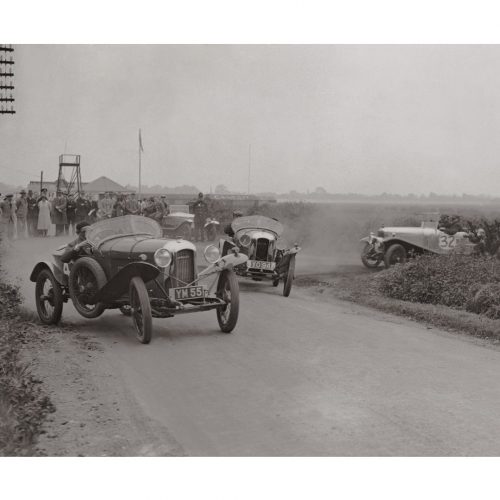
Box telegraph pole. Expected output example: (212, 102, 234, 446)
(248, 143, 251, 195)
(0, 45, 15, 115)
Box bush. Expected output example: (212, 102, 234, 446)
(376, 253, 500, 310)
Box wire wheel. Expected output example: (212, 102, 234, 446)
(129, 276, 152, 344)
(384, 244, 407, 268)
(216, 270, 239, 333)
(69, 257, 107, 318)
(361, 243, 383, 268)
(283, 254, 296, 297)
(35, 269, 63, 325)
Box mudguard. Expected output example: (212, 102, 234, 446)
(30, 261, 65, 285)
(93, 262, 160, 303)
(198, 252, 248, 278)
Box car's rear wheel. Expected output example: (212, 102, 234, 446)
(35, 269, 63, 325)
(69, 257, 107, 318)
(129, 276, 152, 344)
(384, 244, 407, 268)
(361, 243, 383, 268)
(283, 254, 296, 297)
(216, 270, 239, 333)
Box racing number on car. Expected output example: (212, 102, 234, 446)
(438, 234, 457, 249)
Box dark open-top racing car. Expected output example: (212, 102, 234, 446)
(220, 215, 300, 297)
(30, 215, 248, 344)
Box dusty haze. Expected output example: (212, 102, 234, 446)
(2, 45, 500, 195)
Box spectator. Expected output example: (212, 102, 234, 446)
(16, 190, 28, 239)
(191, 192, 209, 242)
(37, 194, 52, 237)
(27, 190, 39, 237)
(0, 194, 16, 239)
(52, 191, 68, 236)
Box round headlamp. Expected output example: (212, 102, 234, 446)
(204, 244, 220, 264)
(239, 234, 251, 248)
(154, 248, 172, 268)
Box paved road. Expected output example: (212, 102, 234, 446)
(6, 236, 500, 455)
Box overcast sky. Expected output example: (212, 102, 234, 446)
(2, 44, 500, 195)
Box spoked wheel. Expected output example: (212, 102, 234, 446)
(35, 269, 63, 325)
(283, 254, 296, 297)
(129, 277, 152, 344)
(384, 244, 407, 268)
(361, 243, 383, 268)
(216, 270, 240, 333)
(119, 305, 132, 316)
(69, 257, 107, 318)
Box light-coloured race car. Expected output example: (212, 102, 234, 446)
(360, 213, 482, 268)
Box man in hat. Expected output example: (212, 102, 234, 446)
(159, 195, 170, 216)
(191, 192, 209, 242)
(75, 191, 90, 224)
(52, 191, 68, 236)
(0, 194, 16, 239)
(15, 190, 28, 239)
(98, 192, 114, 219)
(124, 192, 140, 215)
(26, 189, 39, 237)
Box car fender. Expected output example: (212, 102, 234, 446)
(198, 252, 248, 278)
(93, 262, 160, 303)
(30, 261, 65, 285)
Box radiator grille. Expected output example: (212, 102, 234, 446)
(255, 238, 270, 261)
(170, 249, 195, 288)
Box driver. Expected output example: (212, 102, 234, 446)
(61, 221, 91, 263)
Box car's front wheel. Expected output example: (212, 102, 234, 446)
(384, 244, 407, 268)
(35, 269, 63, 325)
(129, 276, 152, 344)
(216, 270, 239, 333)
(283, 254, 296, 297)
(69, 257, 107, 318)
(361, 243, 383, 268)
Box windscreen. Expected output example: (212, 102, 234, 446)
(86, 215, 162, 245)
(231, 215, 283, 236)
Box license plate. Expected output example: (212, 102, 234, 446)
(169, 285, 207, 301)
(247, 260, 276, 271)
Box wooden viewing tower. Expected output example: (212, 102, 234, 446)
(56, 154, 82, 196)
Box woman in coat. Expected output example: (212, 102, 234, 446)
(37, 195, 52, 237)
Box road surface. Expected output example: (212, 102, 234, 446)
(5, 236, 500, 455)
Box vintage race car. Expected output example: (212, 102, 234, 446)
(30, 215, 247, 344)
(220, 215, 300, 297)
(161, 205, 194, 239)
(360, 214, 481, 268)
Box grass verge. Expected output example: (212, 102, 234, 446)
(0, 242, 55, 456)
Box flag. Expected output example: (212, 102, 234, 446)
(139, 129, 144, 153)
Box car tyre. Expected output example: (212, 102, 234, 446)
(361, 243, 383, 268)
(35, 268, 63, 325)
(216, 270, 239, 333)
(129, 276, 153, 344)
(283, 254, 296, 297)
(69, 257, 107, 318)
(384, 243, 407, 268)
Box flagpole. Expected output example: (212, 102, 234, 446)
(138, 129, 142, 200)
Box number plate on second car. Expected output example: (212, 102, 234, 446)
(247, 260, 276, 271)
(169, 286, 207, 301)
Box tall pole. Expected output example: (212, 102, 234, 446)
(138, 129, 142, 200)
(248, 143, 251, 195)
(40, 170, 43, 193)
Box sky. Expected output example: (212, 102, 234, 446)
(2, 44, 500, 195)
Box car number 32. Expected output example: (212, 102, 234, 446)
(438, 234, 457, 249)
